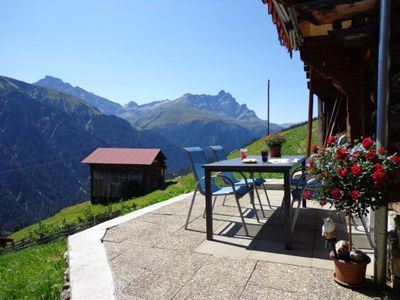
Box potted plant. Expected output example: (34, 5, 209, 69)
(308, 135, 400, 287)
(264, 133, 286, 157)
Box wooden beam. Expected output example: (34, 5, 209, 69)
(295, 0, 379, 25)
(310, 72, 337, 98)
(300, 36, 364, 94)
(328, 24, 378, 48)
(275, 0, 308, 5)
(317, 96, 326, 146)
(346, 89, 365, 140)
(298, 22, 332, 37)
(300, 36, 367, 139)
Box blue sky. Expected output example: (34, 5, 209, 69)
(1, 0, 311, 123)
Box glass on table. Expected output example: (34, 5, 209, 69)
(240, 148, 248, 160)
(261, 150, 269, 162)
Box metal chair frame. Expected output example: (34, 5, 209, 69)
(208, 146, 271, 214)
(183, 147, 257, 236)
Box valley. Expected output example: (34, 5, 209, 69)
(0, 75, 283, 231)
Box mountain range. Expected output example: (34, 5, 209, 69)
(35, 76, 282, 151)
(1, 74, 283, 231)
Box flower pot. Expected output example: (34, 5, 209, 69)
(268, 145, 281, 157)
(330, 251, 371, 288)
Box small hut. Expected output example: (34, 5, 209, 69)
(82, 148, 166, 204)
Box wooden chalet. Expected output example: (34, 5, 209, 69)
(262, 0, 400, 153)
(262, 0, 400, 287)
(261, 0, 399, 286)
(82, 148, 166, 204)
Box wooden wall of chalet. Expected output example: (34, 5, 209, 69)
(143, 160, 165, 192)
(90, 162, 165, 204)
(296, 5, 400, 150)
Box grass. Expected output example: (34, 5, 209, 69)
(228, 121, 318, 178)
(2, 175, 195, 299)
(229, 120, 318, 157)
(10, 175, 195, 242)
(1, 121, 315, 299)
(0, 238, 67, 300)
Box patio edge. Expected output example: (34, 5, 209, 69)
(68, 192, 194, 300)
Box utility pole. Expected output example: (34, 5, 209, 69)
(267, 79, 270, 135)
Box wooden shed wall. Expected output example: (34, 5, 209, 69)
(90, 163, 164, 204)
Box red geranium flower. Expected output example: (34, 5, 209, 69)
(391, 155, 400, 164)
(339, 167, 347, 177)
(331, 188, 342, 200)
(304, 190, 310, 200)
(336, 147, 348, 159)
(311, 144, 318, 154)
(327, 135, 336, 145)
(308, 158, 314, 171)
(365, 151, 376, 161)
(351, 190, 361, 200)
(362, 137, 374, 149)
(372, 170, 386, 189)
(351, 165, 362, 176)
(308, 133, 400, 219)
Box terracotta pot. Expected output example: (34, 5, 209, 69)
(268, 145, 282, 157)
(330, 251, 371, 287)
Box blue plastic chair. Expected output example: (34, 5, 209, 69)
(208, 146, 271, 215)
(182, 147, 256, 236)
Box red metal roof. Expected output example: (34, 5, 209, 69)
(262, 0, 293, 56)
(81, 148, 165, 165)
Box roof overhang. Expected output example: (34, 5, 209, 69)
(261, 0, 396, 54)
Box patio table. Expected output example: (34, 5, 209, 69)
(203, 155, 306, 250)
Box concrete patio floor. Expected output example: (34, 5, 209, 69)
(98, 189, 381, 299)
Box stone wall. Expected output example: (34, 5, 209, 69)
(61, 251, 71, 300)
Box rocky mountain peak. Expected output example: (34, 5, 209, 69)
(37, 75, 73, 90)
(124, 101, 139, 108)
(175, 91, 259, 122)
(34, 76, 121, 115)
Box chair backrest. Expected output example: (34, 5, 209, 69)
(209, 145, 227, 161)
(208, 145, 237, 183)
(182, 147, 217, 194)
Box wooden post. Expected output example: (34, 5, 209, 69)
(346, 90, 365, 140)
(317, 96, 325, 147)
(306, 75, 314, 157)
